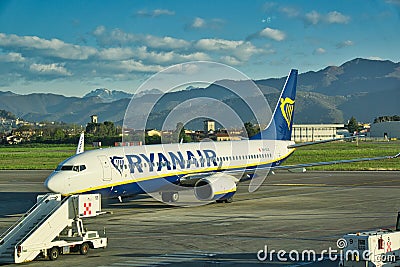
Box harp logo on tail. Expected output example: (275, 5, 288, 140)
(280, 97, 295, 129)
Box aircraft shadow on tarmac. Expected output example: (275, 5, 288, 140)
(101, 195, 176, 210)
(112, 252, 339, 266)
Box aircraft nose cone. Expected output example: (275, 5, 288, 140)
(44, 174, 64, 193)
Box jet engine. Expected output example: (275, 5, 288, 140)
(194, 173, 238, 202)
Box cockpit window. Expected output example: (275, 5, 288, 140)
(61, 165, 74, 171)
(56, 165, 86, 172)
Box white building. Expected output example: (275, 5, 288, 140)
(370, 121, 400, 139)
(291, 124, 345, 142)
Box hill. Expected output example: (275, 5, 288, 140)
(0, 58, 398, 127)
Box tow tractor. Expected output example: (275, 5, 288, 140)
(0, 193, 107, 263)
(339, 212, 400, 267)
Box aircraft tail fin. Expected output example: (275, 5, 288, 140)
(76, 132, 85, 154)
(250, 69, 298, 141)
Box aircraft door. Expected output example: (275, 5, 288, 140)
(98, 155, 112, 181)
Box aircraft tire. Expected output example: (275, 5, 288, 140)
(161, 192, 172, 202)
(161, 192, 179, 202)
(224, 197, 233, 203)
(171, 192, 179, 202)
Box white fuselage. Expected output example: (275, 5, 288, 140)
(44, 139, 295, 197)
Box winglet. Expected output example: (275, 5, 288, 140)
(393, 152, 400, 159)
(76, 132, 85, 154)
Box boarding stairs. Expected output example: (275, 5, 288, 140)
(0, 193, 102, 263)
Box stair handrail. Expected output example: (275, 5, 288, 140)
(0, 193, 52, 244)
(15, 195, 71, 251)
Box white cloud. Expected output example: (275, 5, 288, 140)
(154, 9, 175, 16)
(194, 39, 263, 61)
(92, 27, 263, 64)
(135, 9, 175, 17)
(326, 11, 350, 24)
(305, 11, 321, 25)
(29, 63, 71, 76)
(93, 25, 106, 36)
(135, 46, 210, 64)
(304, 10, 350, 25)
(336, 40, 354, 49)
(187, 17, 225, 30)
(280, 6, 300, 18)
(0, 52, 25, 62)
(220, 56, 241, 65)
(0, 33, 97, 60)
(195, 39, 243, 51)
(0, 29, 269, 84)
(259, 27, 286, 41)
(191, 17, 205, 28)
(142, 35, 190, 50)
(233, 42, 266, 61)
(93, 27, 139, 46)
(118, 60, 163, 73)
(313, 48, 326, 55)
(98, 47, 135, 60)
(93, 27, 190, 50)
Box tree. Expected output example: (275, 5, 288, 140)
(85, 122, 99, 135)
(86, 121, 117, 137)
(244, 122, 260, 138)
(347, 116, 359, 134)
(53, 129, 65, 140)
(145, 134, 161, 144)
(374, 115, 400, 123)
(104, 121, 117, 135)
(0, 110, 16, 120)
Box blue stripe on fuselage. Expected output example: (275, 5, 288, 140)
(78, 159, 288, 199)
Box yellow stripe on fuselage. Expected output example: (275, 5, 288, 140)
(214, 188, 237, 195)
(68, 149, 296, 195)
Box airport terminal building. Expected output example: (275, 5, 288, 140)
(291, 124, 345, 142)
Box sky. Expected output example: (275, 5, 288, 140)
(0, 0, 399, 96)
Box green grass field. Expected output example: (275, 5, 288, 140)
(284, 141, 400, 170)
(0, 141, 398, 170)
(0, 144, 77, 170)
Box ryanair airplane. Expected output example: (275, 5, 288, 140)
(44, 70, 399, 203)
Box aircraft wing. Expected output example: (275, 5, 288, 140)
(179, 172, 242, 186)
(273, 152, 400, 171)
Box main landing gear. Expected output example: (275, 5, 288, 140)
(216, 196, 233, 203)
(161, 192, 179, 203)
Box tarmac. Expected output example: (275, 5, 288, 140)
(1, 170, 400, 266)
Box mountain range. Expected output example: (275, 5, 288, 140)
(0, 58, 399, 129)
